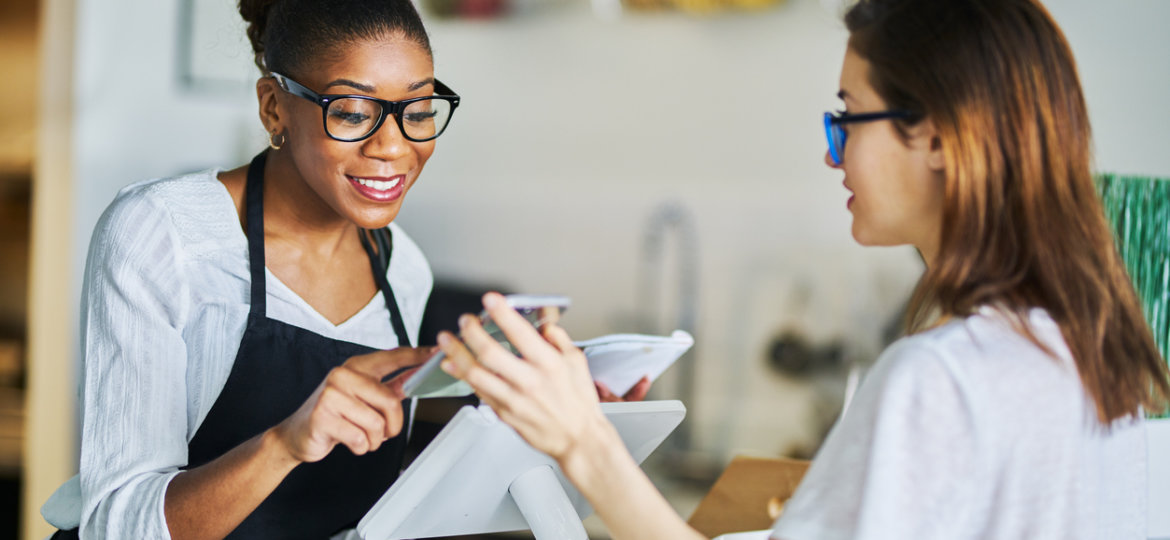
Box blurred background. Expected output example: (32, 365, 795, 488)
(2, 0, 1169, 538)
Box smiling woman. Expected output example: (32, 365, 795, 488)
(38, 1, 461, 539)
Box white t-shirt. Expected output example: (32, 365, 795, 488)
(40, 169, 433, 539)
(771, 306, 1147, 540)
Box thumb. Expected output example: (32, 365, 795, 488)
(622, 376, 652, 401)
(595, 381, 619, 402)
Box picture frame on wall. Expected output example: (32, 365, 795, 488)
(176, 0, 257, 95)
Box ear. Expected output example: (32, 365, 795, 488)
(256, 76, 284, 135)
(927, 137, 945, 173)
(912, 117, 950, 172)
(921, 119, 946, 173)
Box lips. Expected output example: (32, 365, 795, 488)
(348, 174, 406, 203)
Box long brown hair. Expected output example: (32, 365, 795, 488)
(845, 0, 1170, 423)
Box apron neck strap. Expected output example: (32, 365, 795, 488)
(359, 228, 413, 348)
(245, 151, 269, 319)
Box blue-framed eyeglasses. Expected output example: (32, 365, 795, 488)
(823, 110, 913, 165)
(272, 72, 461, 143)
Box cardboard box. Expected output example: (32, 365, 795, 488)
(687, 455, 810, 538)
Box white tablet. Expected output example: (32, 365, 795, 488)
(357, 400, 686, 539)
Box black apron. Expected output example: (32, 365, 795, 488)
(56, 151, 413, 539)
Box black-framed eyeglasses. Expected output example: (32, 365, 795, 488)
(272, 72, 461, 143)
(823, 110, 913, 165)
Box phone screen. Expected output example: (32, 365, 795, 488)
(478, 304, 563, 354)
(402, 295, 570, 398)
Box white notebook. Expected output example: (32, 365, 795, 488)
(577, 330, 693, 396)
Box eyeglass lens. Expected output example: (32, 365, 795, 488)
(326, 97, 453, 141)
(830, 124, 845, 164)
(823, 113, 846, 165)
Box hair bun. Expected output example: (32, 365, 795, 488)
(238, 0, 281, 73)
(235, 0, 432, 77)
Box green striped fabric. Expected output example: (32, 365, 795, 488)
(1096, 174, 1170, 418)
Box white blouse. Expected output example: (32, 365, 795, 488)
(771, 307, 1147, 540)
(40, 169, 433, 539)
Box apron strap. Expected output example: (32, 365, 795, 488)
(359, 228, 413, 348)
(244, 151, 269, 319)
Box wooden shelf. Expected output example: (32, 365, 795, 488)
(0, 9, 33, 479)
(0, 0, 34, 517)
(0, 7, 39, 178)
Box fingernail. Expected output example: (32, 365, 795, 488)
(438, 333, 451, 346)
(440, 360, 455, 374)
(458, 314, 473, 329)
(483, 293, 500, 308)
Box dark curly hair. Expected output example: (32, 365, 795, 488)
(238, 0, 432, 76)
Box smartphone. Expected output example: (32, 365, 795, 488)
(402, 294, 571, 398)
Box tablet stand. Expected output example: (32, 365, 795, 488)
(509, 465, 588, 540)
(358, 400, 686, 540)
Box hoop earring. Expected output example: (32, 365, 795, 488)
(269, 130, 286, 150)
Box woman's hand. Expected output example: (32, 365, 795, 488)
(438, 292, 610, 463)
(596, 376, 652, 402)
(270, 347, 433, 464)
(440, 293, 708, 540)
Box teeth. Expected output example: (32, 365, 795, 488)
(354, 177, 401, 191)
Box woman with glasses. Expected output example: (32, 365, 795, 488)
(438, 0, 1170, 538)
(41, 0, 460, 538)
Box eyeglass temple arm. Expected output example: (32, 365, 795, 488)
(831, 110, 914, 125)
(272, 73, 321, 103)
(433, 79, 460, 102)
